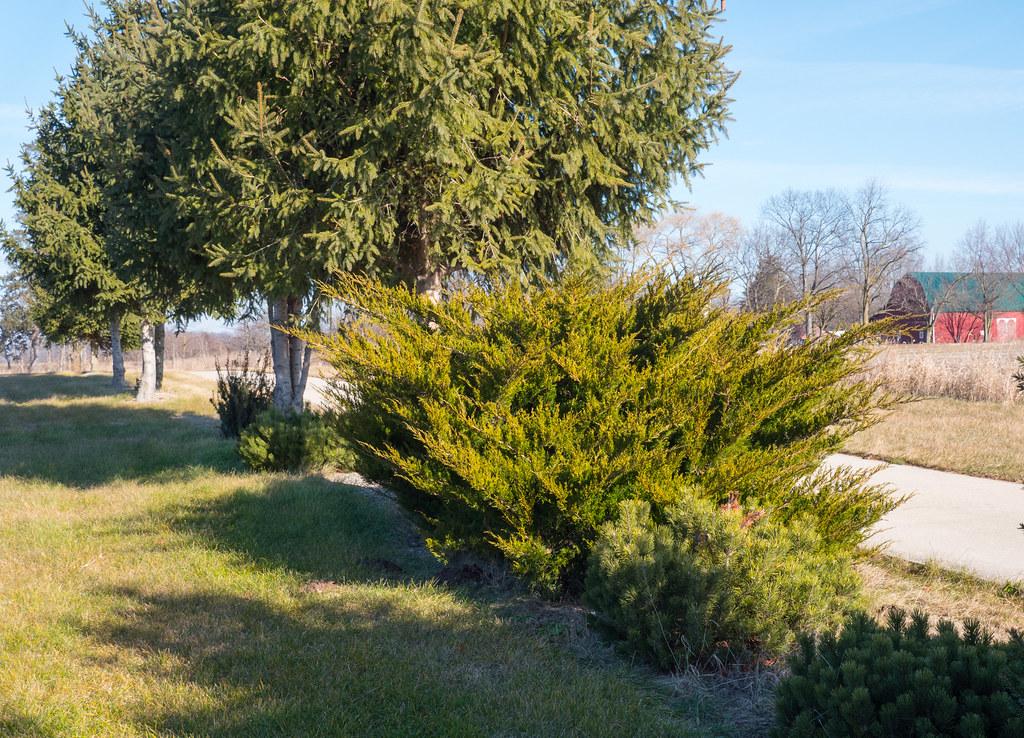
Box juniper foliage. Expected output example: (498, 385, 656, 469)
(308, 272, 898, 593)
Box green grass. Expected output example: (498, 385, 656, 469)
(0, 373, 730, 737)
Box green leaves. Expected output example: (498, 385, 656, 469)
(586, 498, 860, 670)
(774, 611, 1024, 737)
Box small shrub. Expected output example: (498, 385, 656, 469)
(305, 272, 898, 593)
(210, 351, 273, 438)
(1012, 355, 1024, 396)
(584, 498, 858, 671)
(238, 409, 353, 473)
(773, 609, 1024, 737)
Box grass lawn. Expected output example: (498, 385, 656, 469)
(844, 397, 1024, 482)
(0, 372, 734, 738)
(5, 374, 1023, 737)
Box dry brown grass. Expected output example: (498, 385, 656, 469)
(859, 555, 1024, 639)
(863, 342, 1023, 403)
(845, 397, 1024, 481)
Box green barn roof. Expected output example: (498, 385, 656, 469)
(909, 272, 1024, 313)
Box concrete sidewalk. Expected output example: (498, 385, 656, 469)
(829, 454, 1024, 583)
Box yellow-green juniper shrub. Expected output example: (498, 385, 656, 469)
(305, 271, 898, 594)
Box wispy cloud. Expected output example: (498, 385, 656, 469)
(735, 59, 1024, 116)
(703, 159, 1024, 198)
(889, 173, 1024, 197)
(0, 103, 28, 122)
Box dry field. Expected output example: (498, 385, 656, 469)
(845, 397, 1024, 482)
(844, 342, 1024, 480)
(863, 341, 1023, 403)
(859, 555, 1024, 640)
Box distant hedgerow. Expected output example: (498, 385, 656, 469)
(304, 271, 899, 594)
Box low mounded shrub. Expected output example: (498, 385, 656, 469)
(584, 498, 859, 670)
(238, 409, 353, 473)
(305, 272, 898, 594)
(210, 351, 273, 438)
(774, 609, 1024, 737)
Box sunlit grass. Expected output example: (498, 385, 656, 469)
(858, 554, 1024, 639)
(844, 397, 1024, 482)
(0, 373, 724, 737)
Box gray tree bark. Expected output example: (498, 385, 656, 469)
(268, 296, 311, 412)
(110, 314, 127, 388)
(154, 322, 166, 390)
(136, 320, 157, 402)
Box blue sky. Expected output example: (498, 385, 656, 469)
(1, 0, 1022, 278)
(684, 0, 1024, 258)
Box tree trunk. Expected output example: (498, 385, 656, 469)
(83, 343, 94, 373)
(154, 322, 166, 390)
(137, 320, 157, 402)
(111, 314, 127, 388)
(26, 336, 37, 373)
(268, 296, 311, 412)
(399, 226, 445, 303)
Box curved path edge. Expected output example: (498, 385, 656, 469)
(828, 454, 1024, 583)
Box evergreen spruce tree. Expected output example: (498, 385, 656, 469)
(8, 3, 234, 398)
(3, 92, 137, 388)
(72, 2, 232, 398)
(148, 0, 733, 410)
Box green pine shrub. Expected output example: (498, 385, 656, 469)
(1012, 355, 1024, 395)
(238, 409, 353, 473)
(584, 498, 859, 670)
(774, 609, 1024, 737)
(210, 351, 274, 438)
(304, 271, 899, 594)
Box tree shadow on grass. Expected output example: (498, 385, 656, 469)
(0, 374, 238, 488)
(74, 479, 729, 736)
(0, 373, 126, 403)
(80, 581, 708, 737)
(173, 476, 441, 584)
(0, 711, 63, 738)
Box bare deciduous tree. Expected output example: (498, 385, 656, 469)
(844, 180, 922, 325)
(734, 224, 794, 311)
(763, 189, 847, 336)
(994, 221, 1024, 285)
(629, 210, 744, 279)
(953, 221, 1007, 342)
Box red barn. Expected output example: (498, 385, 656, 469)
(874, 272, 1024, 343)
